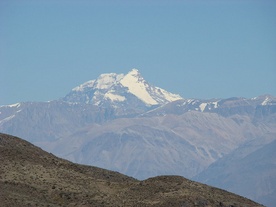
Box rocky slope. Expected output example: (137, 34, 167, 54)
(0, 133, 263, 207)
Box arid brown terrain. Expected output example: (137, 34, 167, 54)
(0, 133, 263, 207)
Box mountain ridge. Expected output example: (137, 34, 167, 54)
(194, 137, 276, 207)
(0, 133, 263, 207)
(63, 69, 182, 108)
(0, 68, 275, 206)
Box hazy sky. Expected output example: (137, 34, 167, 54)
(1, 0, 276, 105)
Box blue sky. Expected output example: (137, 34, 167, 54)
(1, 0, 276, 105)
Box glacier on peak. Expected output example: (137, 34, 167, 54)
(120, 69, 159, 105)
(65, 68, 183, 106)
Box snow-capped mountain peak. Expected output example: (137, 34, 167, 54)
(94, 73, 124, 90)
(64, 69, 183, 108)
(120, 69, 159, 105)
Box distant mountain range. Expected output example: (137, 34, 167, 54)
(1, 69, 275, 206)
(194, 138, 276, 207)
(0, 133, 263, 207)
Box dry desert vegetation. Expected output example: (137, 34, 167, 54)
(0, 133, 263, 207)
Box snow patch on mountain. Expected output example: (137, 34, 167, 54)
(212, 101, 219, 108)
(0, 114, 15, 125)
(104, 92, 126, 102)
(72, 80, 95, 92)
(261, 96, 275, 106)
(199, 103, 207, 112)
(155, 87, 182, 102)
(95, 73, 124, 90)
(120, 69, 159, 105)
(0, 103, 21, 108)
(261, 98, 268, 105)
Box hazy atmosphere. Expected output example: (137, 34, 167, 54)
(1, 2, 276, 206)
(1, 0, 276, 105)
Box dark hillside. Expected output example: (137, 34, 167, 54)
(0, 133, 263, 207)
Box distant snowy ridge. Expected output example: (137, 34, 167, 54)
(72, 73, 124, 92)
(64, 69, 183, 106)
